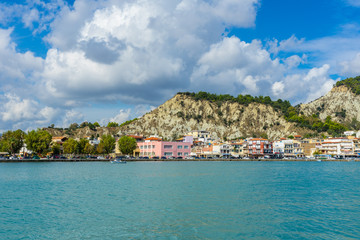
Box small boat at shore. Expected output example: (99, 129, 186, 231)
(110, 158, 127, 164)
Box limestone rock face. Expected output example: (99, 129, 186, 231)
(45, 126, 118, 138)
(117, 94, 312, 140)
(300, 86, 360, 123)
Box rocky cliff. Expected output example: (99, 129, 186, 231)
(300, 85, 360, 124)
(117, 94, 313, 140)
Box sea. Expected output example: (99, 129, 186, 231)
(1, 161, 360, 239)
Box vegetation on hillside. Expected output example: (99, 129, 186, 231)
(178, 91, 348, 136)
(120, 118, 138, 127)
(335, 76, 360, 95)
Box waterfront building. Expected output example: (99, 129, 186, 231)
(137, 138, 191, 158)
(187, 130, 211, 142)
(293, 140, 304, 157)
(273, 140, 285, 156)
(248, 138, 273, 158)
(353, 138, 360, 156)
(283, 140, 294, 158)
(301, 138, 321, 157)
(317, 138, 354, 157)
(213, 143, 231, 158)
(230, 142, 244, 157)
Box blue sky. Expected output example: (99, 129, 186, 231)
(1, 0, 360, 132)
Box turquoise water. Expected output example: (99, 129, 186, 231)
(1, 162, 360, 239)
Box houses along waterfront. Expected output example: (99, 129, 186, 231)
(2, 129, 360, 160)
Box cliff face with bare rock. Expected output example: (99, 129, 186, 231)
(117, 94, 313, 140)
(300, 85, 360, 124)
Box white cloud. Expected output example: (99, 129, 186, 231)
(22, 8, 39, 29)
(268, 33, 360, 76)
(190, 36, 283, 95)
(277, 64, 337, 103)
(0, 93, 60, 130)
(39, 0, 260, 106)
(0, 28, 43, 89)
(61, 110, 85, 128)
(340, 52, 360, 76)
(283, 54, 306, 69)
(100, 104, 155, 126)
(272, 81, 285, 96)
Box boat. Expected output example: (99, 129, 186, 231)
(110, 158, 127, 164)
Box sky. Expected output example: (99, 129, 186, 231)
(1, 0, 360, 132)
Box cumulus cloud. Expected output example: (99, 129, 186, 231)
(274, 64, 337, 103)
(61, 109, 85, 128)
(0, 1, 68, 34)
(0, 28, 43, 93)
(190, 36, 284, 95)
(271, 82, 285, 96)
(340, 53, 360, 76)
(100, 104, 155, 126)
(38, 0, 260, 107)
(0, 94, 59, 130)
(268, 33, 360, 76)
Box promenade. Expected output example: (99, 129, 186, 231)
(1, 158, 359, 162)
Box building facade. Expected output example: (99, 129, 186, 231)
(138, 141, 191, 158)
(248, 138, 273, 158)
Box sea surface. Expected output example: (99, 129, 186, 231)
(1, 161, 360, 239)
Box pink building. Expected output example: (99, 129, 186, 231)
(138, 140, 191, 158)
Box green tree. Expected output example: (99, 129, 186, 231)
(96, 142, 104, 154)
(25, 129, 52, 155)
(63, 138, 78, 154)
(69, 123, 79, 131)
(118, 136, 137, 155)
(107, 122, 119, 127)
(93, 122, 100, 127)
(0, 129, 25, 154)
(84, 142, 95, 154)
(52, 142, 61, 155)
(77, 138, 89, 154)
(100, 134, 116, 154)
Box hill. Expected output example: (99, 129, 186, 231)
(116, 93, 315, 140)
(300, 76, 360, 128)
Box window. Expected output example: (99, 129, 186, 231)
(152, 145, 155, 149)
(140, 146, 143, 149)
(144, 145, 148, 149)
(184, 145, 189, 149)
(177, 145, 183, 149)
(164, 145, 173, 149)
(178, 152, 183, 156)
(164, 152, 172, 156)
(184, 152, 189, 156)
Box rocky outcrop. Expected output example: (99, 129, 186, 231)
(300, 85, 360, 123)
(117, 94, 313, 140)
(44, 126, 118, 138)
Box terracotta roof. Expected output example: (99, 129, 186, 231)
(128, 135, 143, 139)
(52, 136, 67, 140)
(145, 137, 162, 141)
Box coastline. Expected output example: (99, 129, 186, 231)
(0, 158, 358, 162)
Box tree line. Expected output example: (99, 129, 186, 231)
(0, 129, 137, 156)
(335, 75, 360, 95)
